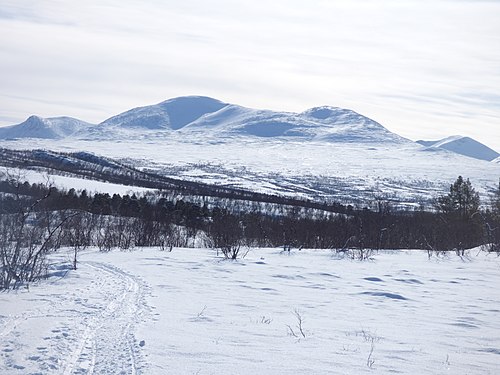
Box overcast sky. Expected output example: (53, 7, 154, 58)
(1, 0, 499, 150)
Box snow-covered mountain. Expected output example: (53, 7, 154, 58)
(181, 104, 406, 143)
(1, 96, 499, 206)
(0, 115, 93, 140)
(417, 136, 499, 162)
(0, 96, 407, 143)
(99, 96, 227, 130)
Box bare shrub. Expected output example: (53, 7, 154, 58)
(206, 209, 246, 259)
(0, 184, 73, 289)
(60, 211, 96, 270)
(286, 309, 306, 339)
(352, 328, 381, 369)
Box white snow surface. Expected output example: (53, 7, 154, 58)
(18, 169, 154, 195)
(1, 248, 499, 374)
(2, 136, 499, 205)
(417, 136, 500, 162)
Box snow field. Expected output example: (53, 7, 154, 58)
(1, 248, 499, 374)
(2, 137, 498, 205)
(19, 169, 154, 196)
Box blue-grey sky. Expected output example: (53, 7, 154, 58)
(1, 0, 499, 150)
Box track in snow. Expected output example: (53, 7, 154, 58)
(62, 262, 145, 375)
(0, 260, 149, 375)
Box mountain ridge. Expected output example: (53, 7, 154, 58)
(1, 96, 498, 162)
(0, 96, 407, 144)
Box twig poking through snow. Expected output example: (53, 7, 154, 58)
(286, 309, 306, 339)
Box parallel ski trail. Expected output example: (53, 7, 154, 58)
(1, 259, 148, 374)
(62, 261, 146, 375)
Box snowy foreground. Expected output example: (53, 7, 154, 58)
(1, 248, 499, 374)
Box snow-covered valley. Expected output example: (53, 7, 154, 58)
(1, 248, 499, 374)
(2, 136, 499, 206)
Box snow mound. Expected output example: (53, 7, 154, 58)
(0, 115, 93, 140)
(417, 136, 499, 161)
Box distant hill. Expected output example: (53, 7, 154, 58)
(0, 115, 93, 140)
(417, 136, 499, 162)
(99, 96, 227, 130)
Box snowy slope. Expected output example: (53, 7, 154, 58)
(182, 104, 406, 143)
(99, 96, 228, 130)
(1, 247, 499, 374)
(20, 169, 154, 195)
(0, 115, 94, 140)
(417, 136, 499, 161)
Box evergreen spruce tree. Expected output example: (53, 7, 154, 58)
(437, 176, 480, 219)
(436, 176, 481, 252)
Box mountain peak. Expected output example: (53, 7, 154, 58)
(0, 115, 92, 140)
(27, 114, 44, 121)
(158, 95, 225, 106)
(301, 106, 383, 128)
(25, 115, 47, 125)
(302, 106, 344, 120)
(100, 95, 228, 130)
(417, 135, 499, 162)
(156, 96, 228, 130)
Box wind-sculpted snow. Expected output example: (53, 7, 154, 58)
(1, 248, 499, 374)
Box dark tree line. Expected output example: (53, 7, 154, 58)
(1, 174, 499, 288)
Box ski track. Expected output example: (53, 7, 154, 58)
(0, 261, 149, 375)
